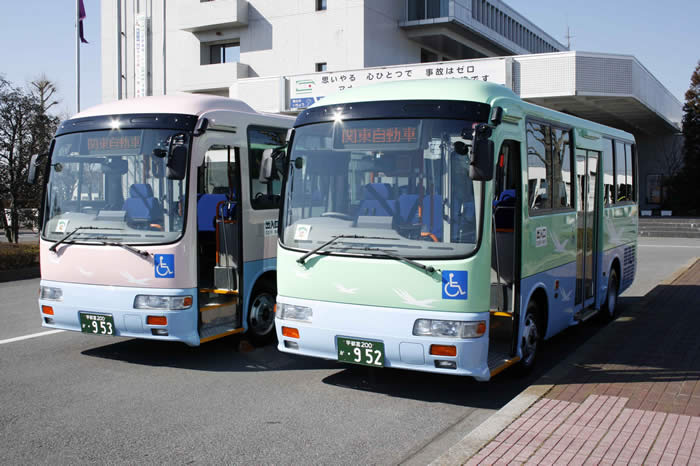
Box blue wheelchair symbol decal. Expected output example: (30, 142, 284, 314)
(442, 270, 467, 300)
(154, 254, 174, 278)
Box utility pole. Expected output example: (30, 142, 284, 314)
(565, 26, 574, 50)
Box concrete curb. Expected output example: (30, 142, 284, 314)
(429, 257, 700, 465)
(0, 266, 40, 283)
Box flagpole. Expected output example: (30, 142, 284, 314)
(76, 0, 80, 113)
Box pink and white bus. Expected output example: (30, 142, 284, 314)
(30, 94, 293, 345)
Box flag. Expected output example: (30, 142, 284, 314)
(79, 0, 88, 44)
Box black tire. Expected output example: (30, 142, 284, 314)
(598, 269, 619, 322)
(517, 301, 542, 375)
(247, 280, 277, 345)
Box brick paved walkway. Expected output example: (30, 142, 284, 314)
(468, 259, 700, 465)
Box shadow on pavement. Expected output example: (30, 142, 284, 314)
(81, 335, 337, 372)
(80, 295, 649, 406)
(540, 283, 700, 391)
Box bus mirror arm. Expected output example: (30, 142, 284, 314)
(194, 117, 208, 137)
(469, 124, 495, 181)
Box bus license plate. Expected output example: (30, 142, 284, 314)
(337, 337, 384, 367)
(79, 313, 115, 336)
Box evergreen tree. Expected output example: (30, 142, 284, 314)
(670, 61, 700, 214)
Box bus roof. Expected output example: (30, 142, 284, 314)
(310, 79, 634, 141)
(74, 93, 268, 119)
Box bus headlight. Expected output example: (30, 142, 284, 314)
(133, 295, 193, 310)
(276, 303, 312, 322)
(40, 286, 63, 301)
(413, 319, 486, 339)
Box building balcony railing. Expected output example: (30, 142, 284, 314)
(177, 0, 248, 33)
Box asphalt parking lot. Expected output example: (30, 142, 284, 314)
(1, 237, 698, 464)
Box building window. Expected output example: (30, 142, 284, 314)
(316, 62, 327, 72)
(408, 0, 447, 20)
(210, 42, 240, 64)
(316, 0, 327, 11)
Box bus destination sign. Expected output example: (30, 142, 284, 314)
(335, 121, 421, 149)
(86, 135, 142, 154)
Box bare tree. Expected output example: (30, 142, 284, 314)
(0, 76, 60, 242)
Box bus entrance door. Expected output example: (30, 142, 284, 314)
(197, 144, 243, 343)
(575, 150, 600, 314)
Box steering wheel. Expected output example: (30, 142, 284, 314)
(321, 212, 354, 221)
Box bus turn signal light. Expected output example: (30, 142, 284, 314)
(282, 326, 300, 339)
(41, 305, 54, 315)
(147, 316, 167, 326)
(430, 345, 457, 357)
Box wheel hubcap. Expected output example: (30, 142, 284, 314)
(522, 316, 539, 365)
(249, 293, 275, 336)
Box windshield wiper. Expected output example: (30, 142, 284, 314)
(296, 234, 398, 265)
(48, 226, 122, 252)
(329, 246, 437, 274)
(93, 239, 150, 258)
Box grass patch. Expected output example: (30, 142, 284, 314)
(0, 242, 40, 270)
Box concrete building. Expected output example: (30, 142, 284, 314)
(100, 0, 682, 211)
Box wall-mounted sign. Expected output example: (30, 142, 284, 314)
(288, 57, 512, 111)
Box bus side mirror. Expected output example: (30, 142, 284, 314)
(259, 149, 274, 184)
(167, 145, 188, 180)
(27, 154, 44, 185)
(470, 124, 494, 181)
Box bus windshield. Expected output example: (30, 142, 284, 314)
(281, 118, 483, 259)
(42, 128, 189, 245)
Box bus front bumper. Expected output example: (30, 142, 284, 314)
(275, 296, 492, 380)
(38, 280, 200, 346)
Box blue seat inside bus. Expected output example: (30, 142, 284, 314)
(398, 193, 420, 224)
(493, 189, 516, 231)
(357, 183, 397, 218)
(123, 184, 164, 226)
(422, 195, 443, 241)
(197, 193, 236, 232)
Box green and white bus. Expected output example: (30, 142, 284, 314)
(272, 79, 637, 380)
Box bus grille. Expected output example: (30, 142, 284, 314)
(622, 245, 636, 289)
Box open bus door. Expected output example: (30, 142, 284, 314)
(488, 139, 523, 377)
(196, 144, 244, 343)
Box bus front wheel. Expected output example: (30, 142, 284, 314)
(247, 280, 277, 345)
(517, 301, 541, 375)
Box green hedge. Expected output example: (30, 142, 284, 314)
(0, 242, 40, 270)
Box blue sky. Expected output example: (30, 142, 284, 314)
(0, 0, 698, 117)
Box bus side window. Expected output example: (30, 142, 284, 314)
(603, 139, 615, 206)
(248, 126, 288, 210)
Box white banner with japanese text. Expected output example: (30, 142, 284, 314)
(134, 14, 149, 98)
(287, 57, 512, 111)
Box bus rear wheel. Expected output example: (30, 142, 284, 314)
(599, 269, 619, 322)
(517, 301, 541, 375)
(247, 280, 277, 345)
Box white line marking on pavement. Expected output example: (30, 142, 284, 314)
(0, 330, 65, 345)
(638, 244, 700, 248)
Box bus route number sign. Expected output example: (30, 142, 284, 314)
(337, 337, 385, 367)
